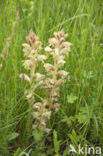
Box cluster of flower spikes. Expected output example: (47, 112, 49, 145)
(19, 30, 71, 133)
(44, 30, 71, 111)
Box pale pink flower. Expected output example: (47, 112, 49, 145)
(44, 63, 54, 72)
(54, 30, 68, 40)
(44, 46, 52, 52)
(57, 59, 65, 67)
(54, 48, 59, 55)
(35, 73, 45, 81)
(18, 73, 30, 82)
(34, 80, 44, 89)
(37, 55, 47, 61)
(22, 43, 31, 51)
(26, 93, 33, 99)
(49, 38, 58, 47)
(42, 111, 51, 120)
(61, 41, 72, 48)
(23, 60, 33, 70)
(26, 30, 39, 46)
(58, 70, 68, 78)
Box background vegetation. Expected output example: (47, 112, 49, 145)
(0, 0, 103, 155)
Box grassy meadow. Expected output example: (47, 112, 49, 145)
(0, 0, 103, 155)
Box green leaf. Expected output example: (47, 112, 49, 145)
(32, 129, 43, 142)
(76, 107, 91, 124)
(13, 148, 22, 156)
(7, 132, 19, 141)
(63, 145, 70, 156)
(62, 116, 75, 126)
(67, 94, 78, 104)
(53, 130, 61, 154)
(68, 129, 81, 145)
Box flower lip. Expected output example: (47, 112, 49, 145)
(54, 30, 68, 40)
(44, 46, 52, 52)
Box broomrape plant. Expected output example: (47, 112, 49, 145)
(19, 30, 71, 133)
(44, 30, 71, 111)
